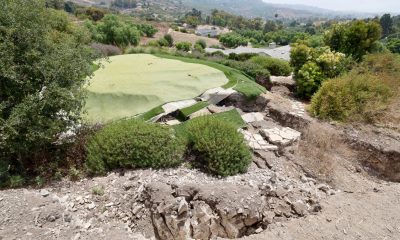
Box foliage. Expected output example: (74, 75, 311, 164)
(86, 120, 185, 175)
(175, 41, 192, 52)
(185, 117, 251, 176)
(219, 32, 248, 48)
(111, 0, 137, 9)
(310, 73, 391, 122)
(91, 43, 122, 56)
(85, 7, 106, 21)
(163, 34, 174, 47)
(207, 9, 263, 30)
(195, 39, 207, 49)
(324, 20, 381, 61)
(386, 38, 400, 54)
(0, 0, 96, 183)
(310, 53, 400, 122)
(249, 56, 292, 76)
(295, 62, 324, 98)
(185, 8, 202, 27)
(380, 14, 394, 37)
(291, 44, 350, 98)
(86, 14, 141, 47)
(45, 0, 64, 9)
(138, 24, 158, 37)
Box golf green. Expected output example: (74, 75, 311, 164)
(84, 54, 229, 122)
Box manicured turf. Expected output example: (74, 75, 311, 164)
(84, 54, 228, 123)
(178, 101, 210, 120)
(154, 54, 266, 99)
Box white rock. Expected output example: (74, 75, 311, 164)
(241, 112, 264, 123)
(165, 120, 181, 126)
(40, 189, 50, 197)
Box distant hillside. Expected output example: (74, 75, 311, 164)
(181, 0, 376, 19)
(72, 0, 376, 20)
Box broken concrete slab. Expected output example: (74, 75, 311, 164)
(189, 108, 212, 119)
(241, 112, 265, 123)
(162, 99, 198, 114)
(207, 105, 235, 114)
(260, 127, 301, 147)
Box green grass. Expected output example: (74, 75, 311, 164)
(178, 101, 209, 120)
(85, 54, 228, 123)
(173, 109, 245, 138)
(153, 54, 266, 99)
(136, 105, 165, 121)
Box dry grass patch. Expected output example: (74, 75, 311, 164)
(297, 122, 345, 181)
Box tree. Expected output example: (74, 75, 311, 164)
(380, 14, 394, 37)
(263, 20, 277, 33)
(219, 33, 248, 48)
(90, 14, 141, 47)
(324, 20, 381, 61)
(0, 0, 96, 182)
(45, 0, 64, 9)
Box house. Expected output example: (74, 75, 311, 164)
(195, 25, 230, 38)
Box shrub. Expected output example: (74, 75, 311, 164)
(296, 62, 324, 98)
(163, 34, 174, 47)
(91, 43, 122, 56)
(249, 55, 292, 76)
(185, 117, 251, 176)
(228, 52, 258, 61)
(310, 73, 391, 122)
(157, 38, 169, 47)
(147, 40, 160, 47)
(194, 43, 205, 53)
(138, 23, 158, 37)
(86, 120, 185, 175)
(385, 38, 400, 54)
(175, 41, 192, 52)
(195, 39, 207, 49)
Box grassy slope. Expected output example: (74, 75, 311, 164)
(178, 101, 210, 120)
(138, 53, 266, 121)
(153, 54, 266, 98)
(85, 54, 228, 123)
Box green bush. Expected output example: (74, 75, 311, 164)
(310, 73, 391, 122)
(295, 62, 324, 98)
(163, 34, 174, 47)
(249, 55, 292, 76)
(185, 117, 251, 176)
(175, 41, 192, 52)
(195, 39, 207, 49)
(147, 40, 160, 47)
(157, 38, 169, 47)
(86, 120, 185, 175)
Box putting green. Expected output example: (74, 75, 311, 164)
(84, 54, 229, 122)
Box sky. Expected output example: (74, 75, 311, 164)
(263, 0, 400, 13)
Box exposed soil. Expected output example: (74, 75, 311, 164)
(1, 78, 399, 240)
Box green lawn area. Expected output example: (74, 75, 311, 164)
(153, 54, 266, 99)
(84, 54, 229, 123)
(173, 109, 245, 138)
(177, 101, 210, 120)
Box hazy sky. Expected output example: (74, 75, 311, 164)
(264, 0, 400, 13)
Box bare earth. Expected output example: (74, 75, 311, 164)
(1, 84, 399, 240)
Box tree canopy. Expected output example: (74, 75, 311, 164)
(0, 0, 96, 182)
